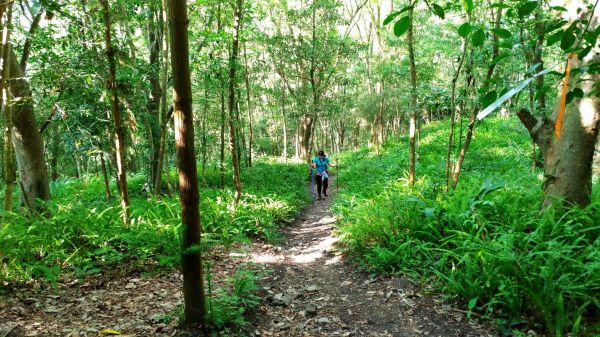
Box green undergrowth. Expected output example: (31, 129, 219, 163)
(0, 158, 309, 288)
(332, 118, 600, 337)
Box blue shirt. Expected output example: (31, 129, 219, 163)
(313, 156, 330, 174)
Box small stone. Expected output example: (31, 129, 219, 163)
(303, 303, 317, 317)
(273, 293, 292, 306)
(305, 285, 319, 292)
(317, 317, 331, 324)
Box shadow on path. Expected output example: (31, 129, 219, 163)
(241, 189, 498, 337)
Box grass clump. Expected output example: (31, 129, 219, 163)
(332, 118, 600, 336)
(0, 159, 309, 287)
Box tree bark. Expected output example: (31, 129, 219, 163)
(169, 0, 206, 325)
(451, 4, 503, 189)
(8, 48, 50, 209)
(101, 0, 130, 223)
(146, 1, 162, 188)
(518, 55, 600, 207)
(407, 5, 417, 187)
(243, 43, 254, 168)
(228, 0, 244, 203)
(2, 2, 15, 211)
(154, 0, 170, 195)
(100, 152, 111, 201)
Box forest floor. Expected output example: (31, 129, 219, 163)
(0, 184, 498, 337)
(239, 186, 498, 337)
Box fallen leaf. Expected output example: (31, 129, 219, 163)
(100, 328, 122, 335)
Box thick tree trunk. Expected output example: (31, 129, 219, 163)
(169, 0, 206, 325)
(101, 0, 130, 223)
(299, 114, 315, 161)
(228, 0, 244, 203)
(407, 5, 417, 187)
(243, 44, 254, 168)
(518, 55, 600, 207)
(8, 48, 50, 209)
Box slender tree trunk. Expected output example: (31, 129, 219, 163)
(101, 0, 130, 223)
(169, 0, 206, 325)
(228, 0, 244, 203)
(100, 152, 111, 201)
(154, 0, 170, 195)
(451, 5, 503, 189)
(217, 2, 225, 188)
(281, 81, 288, 160)
(243, 44, 254, 167)
(147, 2, 162, 188)
(445, 34, 469, 190)
(50, 123, 60, 181)
(1, 2, 15, 211)
(407, 5, 417, 187)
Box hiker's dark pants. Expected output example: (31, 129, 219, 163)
(316, 174, 328, 196)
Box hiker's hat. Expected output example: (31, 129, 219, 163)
(317, 150, 325, 156)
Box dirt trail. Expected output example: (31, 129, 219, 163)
(0, 187, 498, 337)
(243, 190, 498, 336)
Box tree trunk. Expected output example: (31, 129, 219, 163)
(407, 5, 417, 187)
(1, 3, 15, 211)
(154, 0, 170, 195)
(451, 4, 503, 189)
(281, 81, 288, 160)
(243, 44, 254, 168)
(101, 0, 130, 223)
(169, 0, 206, 325)
(8, 48, 50, 209)
(146, 1, 162, 190)
(228, 0, 244, 203)
(518, 55, 600, 207)
(100, 152, 111, 201)
(299, 114, 314, 161)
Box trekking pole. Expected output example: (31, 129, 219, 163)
(310, 167, 316, 200)
(336, 164, 339, 193)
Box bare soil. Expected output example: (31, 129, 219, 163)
(0, 187, 499, 337)
(240, 189, 498, 337)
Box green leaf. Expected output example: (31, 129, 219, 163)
(491, 28, 512, 39)
(383, 6, 414, 25)
(393, 16, 411, 37)
(518, 1, 538, 17)
(468, 297, 478, 310)
(458, 22, 472, 38)
(578, 45, 592, 59)
(490, 3, 510, 9)
(492, 53, 509, 65)
(560, 31, 576, 50)
(383, 12, 401, 26)
(472, 29, 486, 47)
(547, 30, 564, 46)
(432, 4, 445, 19)
(572, 88, 584, 98)
(462, 0, 473, 13)
(482, 90, 498, 107)
(551, 6, 568, 12)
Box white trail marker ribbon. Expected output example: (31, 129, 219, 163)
(477, 66, 557, 120)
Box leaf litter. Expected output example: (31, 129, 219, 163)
(0, 186, 499, 337)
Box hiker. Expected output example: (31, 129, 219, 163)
(311, 150, 332, 200)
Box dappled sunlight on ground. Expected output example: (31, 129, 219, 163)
(229, 212, 342, 265)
